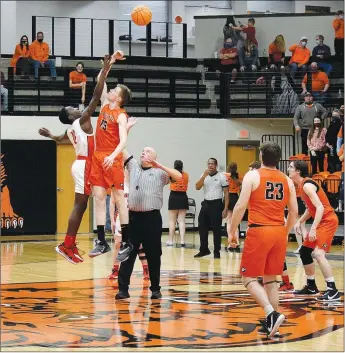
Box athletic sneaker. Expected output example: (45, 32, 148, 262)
(88, 240, 111, 258)
(115, 290, 130, 300)
(279, 282, 295, 292)
(258, 320, 280, 337)
(108, 267, 119, 280)
(116, 242, 134, 262)
(316, 289, 341, 302)
(55, 243, 83, 264)
(266, 311, 285, 338)
(151, 291, 162, 299)
(143, 266, 149, 280)
(294, 284, 319, 295)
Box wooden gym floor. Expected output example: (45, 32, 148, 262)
(1, 233, 344, 351)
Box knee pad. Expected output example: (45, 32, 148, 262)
(299, 246, 314, 265)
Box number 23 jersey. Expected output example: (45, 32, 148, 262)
(95, 104, 128, 152)
(248, 168, 290, 226)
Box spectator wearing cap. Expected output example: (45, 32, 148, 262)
(333, 10, 344, 62)
(301, 62, 329, 104)
(289, 36, 311, 80)
(312, 35, 332, 76)
(294, 92, 327, 155)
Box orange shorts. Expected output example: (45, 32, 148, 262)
(88, 151, 124, 190)
(240, 225, 287, 277)
(303, 214, 339, 253)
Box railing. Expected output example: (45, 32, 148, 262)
(32, 16, 187, 59)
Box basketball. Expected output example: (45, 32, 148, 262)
(175, 16, 182, 24)
(131, 5, 152, 26)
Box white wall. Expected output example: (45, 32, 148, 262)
(1, 1, 17, 54)
(1, 115, 292, 227)
(294, 1, 343, 13)
(247, 1, 293, 13)
(195, 14, 337, 58)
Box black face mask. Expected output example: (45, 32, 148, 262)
(37, 38, 43, 43)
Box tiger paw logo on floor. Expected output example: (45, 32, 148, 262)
(0, 154, 24, 229)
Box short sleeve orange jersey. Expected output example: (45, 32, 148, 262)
(95, 105, 128, 152)
(294, 181, 301, 198)
(224, 172, 241, 193)
(301, 178, 335, 219)
(170, 172, 189, 192)
(248, 168, 290, 226)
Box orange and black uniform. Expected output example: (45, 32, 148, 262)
(301, 178, 338, 252)
(240, 168, 290, 277)
(224, 172, 241, 211)
(89, 105, 128, 190)
(168, 172, 189, 210)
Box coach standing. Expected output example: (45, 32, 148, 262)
(115, 147, 182, 300)
(194, 158, 229, 259)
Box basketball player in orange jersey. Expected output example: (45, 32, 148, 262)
(224, 162, 242, 252)
(288, 160, 340, 302)
(38, 54, 117, 264)
(229, 142, 298, 337)
(88, 56, 133, 260)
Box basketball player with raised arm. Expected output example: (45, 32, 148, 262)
(38, 53, 117, 264)
(88, 57, 133, 261)
(288, 160, 340, 302)
(229, 142, 298, 337)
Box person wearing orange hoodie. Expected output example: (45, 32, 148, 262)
(30, 31, 56, 79)
(333, 10, 344, 62)
(289, 36, 311, 80)
(10, 35, 31, 76)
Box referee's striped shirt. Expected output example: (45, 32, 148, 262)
(124, 156, 170, 212)
(203, 172, 229, 200)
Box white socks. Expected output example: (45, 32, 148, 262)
(306, 275, 315, 280)
(264, 304, 274, 317)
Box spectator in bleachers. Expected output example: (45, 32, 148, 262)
(223, 16, 239, 45)
(289, 37, 310, 80)
(307, 117, 327, 174)
(333, 10, 344, 63)
(248, 161, 261, 171)
(336, 105, 344, 153)
(10, 35, 31, 76)
(219, 38, 239, 82)
(232, 18, 258, 47)
(1, 71, 8, 112)
(337, 143, 344, 212)
(69, 62, 87, 106)
(326, 109, 342, 173)
(294, 92, 327, 155)
(238, 39, 259, 84)
(30, 31, 56, 80)
(301, 62, 329, 104)
(312, 35, 332, 76)
(268, 35, 286, 92)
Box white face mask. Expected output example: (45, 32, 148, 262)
(339, 15, 344, 19)
(301, 42, 307, 47)
(316, 40, 321, 45)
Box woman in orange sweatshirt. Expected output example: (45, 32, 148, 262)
(333, 10, 344, 62)
(10, 35, 31, 76)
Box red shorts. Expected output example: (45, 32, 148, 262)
(88, 151, 124, 190)
(303, 214, 339, 253)
(240, 225, 287, 277)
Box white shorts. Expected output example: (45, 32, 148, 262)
(71, 159, 92, 195)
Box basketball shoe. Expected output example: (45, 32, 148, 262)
(316, 288, 341, 302)
(88, 239, 111, 258)
(55, 243, 83, 264)
(108, 266, 119, 280)
(279, 281, 295, 292)
(266, 311, 285, 338)
(294, 284, 319, 296)
(116, 242, 134, 262)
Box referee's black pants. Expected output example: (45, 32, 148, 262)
(198, 199, 223, 253)
(118, 210, 162, 293)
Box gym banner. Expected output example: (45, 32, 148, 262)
(1, 140, 57, 235)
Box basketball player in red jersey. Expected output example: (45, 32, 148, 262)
(88, 57, 133, 260)
(38, 54, 117, 264)
(288, 160, 340, 302)
(229, 142, 298, 337)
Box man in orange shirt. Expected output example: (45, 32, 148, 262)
(333, 10, 344, 62)
(229, 142, 298, 337)
(30, 31, 56, 80)
(289, 36, 310, 80)
(301, 62, 329, 104)
(69, 62, 87, 107)
(288, 160, 340, 302)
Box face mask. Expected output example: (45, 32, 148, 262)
(339, 15, 344, 19)
(311, 67, 318, 72)
(301, 42, 307, 47)
(224, 42, 234, 49)
(37, 38, 43, 43)
(316, 40, 321, 45)
(314, 123, 321, 127)
(332, 115, 339, 120)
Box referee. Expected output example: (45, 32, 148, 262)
(194, 158, 229, 259)
(115, 147, 182, 300)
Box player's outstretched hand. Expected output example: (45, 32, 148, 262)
(112, 50, 126, 61)
(38, 127, 52, 138)
(127, 117, 138, 130)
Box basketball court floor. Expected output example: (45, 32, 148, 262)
(1, 234, 344, 351)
